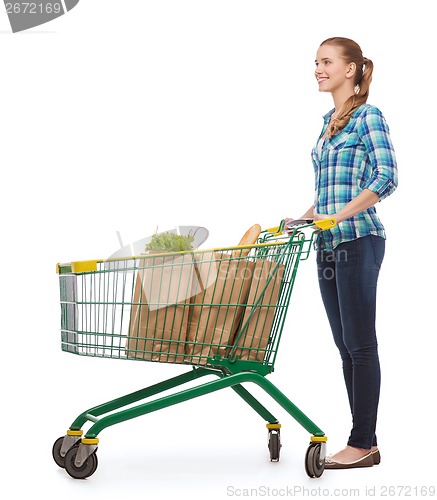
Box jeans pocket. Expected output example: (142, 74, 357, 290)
(370, 235, 385, 269)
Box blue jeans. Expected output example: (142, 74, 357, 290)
(316, 235, 385, 450)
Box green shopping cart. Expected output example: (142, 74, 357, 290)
(52, 218, 336, 479)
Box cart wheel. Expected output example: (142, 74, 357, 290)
(52, 436, 79, 468)
(64, 446, 98, 479)
(305, 443, 325, 478)
(52, 436, 67, 468)
(268, 430, 281, 462)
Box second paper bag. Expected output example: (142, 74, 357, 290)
(185, 251, 255, 364)
(231, 259, 284, 362)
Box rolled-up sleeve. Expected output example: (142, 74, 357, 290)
(357, 107, 398, 201)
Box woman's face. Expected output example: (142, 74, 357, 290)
(315, 44, 353, 94)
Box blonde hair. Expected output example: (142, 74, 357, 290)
(321, 37, 373, 138)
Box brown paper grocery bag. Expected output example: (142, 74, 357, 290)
(185, 251, 255, 364)
(126, 252, 194, 363)
(231, 259, 284, 362)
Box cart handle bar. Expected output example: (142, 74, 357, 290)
(57, 241, 285, 274)
(56, 218, 336, 274)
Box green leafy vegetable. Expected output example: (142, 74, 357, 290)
(145, 232, 194, 252)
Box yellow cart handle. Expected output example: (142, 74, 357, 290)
(313, 217, 337, 231)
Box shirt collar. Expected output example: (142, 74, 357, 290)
(323, 108, 335, 123)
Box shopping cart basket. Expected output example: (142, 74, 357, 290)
(52, 218, 336, 479)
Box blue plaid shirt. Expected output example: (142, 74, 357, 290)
(313, 104, 398, 250)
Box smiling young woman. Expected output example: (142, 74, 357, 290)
(286, 37, 398, 470)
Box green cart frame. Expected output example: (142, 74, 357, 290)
(52, 219, 336, 479)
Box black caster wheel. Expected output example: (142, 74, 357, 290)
(268, 430, 281, 462)
(52, 436, 79, 468)
(52, 436, 67, 468)
(305, 442, 325, 478)
(64, 446, 98, 479)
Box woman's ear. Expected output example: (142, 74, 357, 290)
(346, 62, 357, 79)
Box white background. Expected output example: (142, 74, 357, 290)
(1, 1, 435, 498)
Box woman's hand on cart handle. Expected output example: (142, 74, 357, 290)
(284, 216, 337, 233)
(283, 205, 315, 234)
(284, 217, 312, 234)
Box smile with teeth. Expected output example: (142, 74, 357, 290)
(317, 77, 329, 83)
